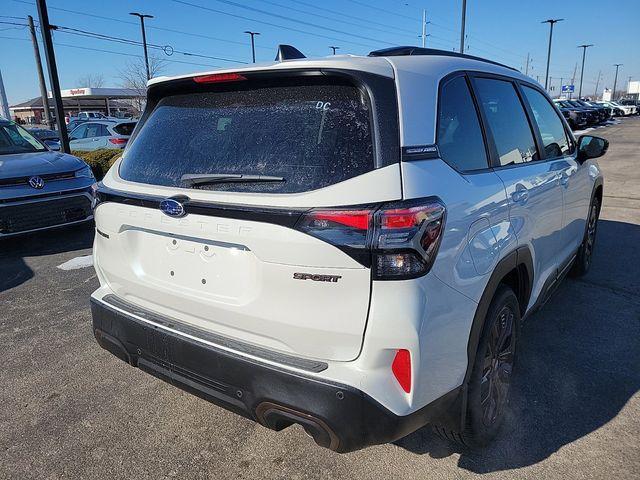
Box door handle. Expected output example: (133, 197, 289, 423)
(512, 187, 529, 204)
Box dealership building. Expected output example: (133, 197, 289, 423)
(9, 87, 143, 124)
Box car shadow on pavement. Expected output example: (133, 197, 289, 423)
(396, 219, 640, 473)
(0, 224, 94, 294)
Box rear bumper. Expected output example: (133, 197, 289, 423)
(90, 296, 461, 452)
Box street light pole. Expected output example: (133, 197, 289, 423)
(612, 64, 622, 101)
(244, 31, 260, 63)
(129, 12, 154, 80)
(329, 46, 340, 55)
(459, 0, 467, 53)
(542, 19, 563, 90)
(577, 44, 593, 98)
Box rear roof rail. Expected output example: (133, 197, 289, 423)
(368, 46, 518, 72)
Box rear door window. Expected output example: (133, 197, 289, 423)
(437, 75, 488, 172)
(474, 78, 539, 166)
(84, 123, 103, 138)
(119, 82, 375, 193)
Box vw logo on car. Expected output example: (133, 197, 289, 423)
(28, 176, 45, 189)
(160, 198, 187, 218)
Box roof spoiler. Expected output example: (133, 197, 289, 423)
(275, 44, 306, 62)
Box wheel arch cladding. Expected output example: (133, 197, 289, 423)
(455, 246, 533, 430)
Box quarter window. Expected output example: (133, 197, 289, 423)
(522, 86, 572, 158)
(437, 76, 488, 171)
(474, 78, 538, 166)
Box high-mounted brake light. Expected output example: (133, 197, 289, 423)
(392, 349, 411, 393)
(295, 197, 446, 280)
(193, 73, 247, 84)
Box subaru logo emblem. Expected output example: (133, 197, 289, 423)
(28, 176, 45, 189)
(160, 198, 186, 218)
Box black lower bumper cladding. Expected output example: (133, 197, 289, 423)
(90, 297, 461, 452)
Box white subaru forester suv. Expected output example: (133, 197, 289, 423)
(90, 46, 607, 452)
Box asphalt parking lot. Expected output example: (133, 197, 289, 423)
(1, 117, 639, 480)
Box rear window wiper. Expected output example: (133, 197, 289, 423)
(180, 173, 285, 187)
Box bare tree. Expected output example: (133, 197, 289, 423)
(76, 73, 105, 88)
(118, 55, 167, 115)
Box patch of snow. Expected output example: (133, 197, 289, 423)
(57, 255, 94, 271)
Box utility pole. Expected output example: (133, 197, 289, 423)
(0, 69, 9, 120)
(577, 44, 593, 98)
(525, 52, 531, 76)
(130, 12, 154, 80)
(570, 62, 577, 99)
(420, 9, 430, 48)
(594, 70, 602, 98)
(329, 46, 339, 55)
(27, 15, 52, 128)
(459, 0, 467, 54)
(244, 31, 260, 63)
(612, 64, 622, 101)
(35, 0, 69, 152)
(542, 19, 563, 90)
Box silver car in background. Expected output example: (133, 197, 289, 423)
(0, 119, 96, 238)
(69, 120, 136, 151)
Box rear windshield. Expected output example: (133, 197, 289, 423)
(119, 82, 374, 193)
(113, 122, 136, 136)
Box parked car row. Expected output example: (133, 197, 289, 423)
(554, 99, 615, 130)
(555, 97, 640, 132)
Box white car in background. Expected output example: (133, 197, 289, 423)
(596, 101, 636, 116)
(69, 120, 136, 151)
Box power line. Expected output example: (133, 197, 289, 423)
(262, 0, 414, 37)
(207, 0, 393, 46)
(171, 0, 383, 49)
(345, 0, 416, 22)
(290, 0, 417, 35)
(10, 0, 273, 51)
(52, 25, 248, 63)
(0, 34, 222, 68)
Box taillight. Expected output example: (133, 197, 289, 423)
(392, 349, 411, 393)
(295, 197, 445, 280)
(108, 138, 128, 145)
(373, 200, 446, 279)
(193, 72, 247, 84)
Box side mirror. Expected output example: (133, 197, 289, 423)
(577, 135, 609, 162)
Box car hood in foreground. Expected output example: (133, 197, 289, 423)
(0, 151, 85, 179)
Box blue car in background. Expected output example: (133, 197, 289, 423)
(0, 119, 96, 238)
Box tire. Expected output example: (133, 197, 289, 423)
(570, 196, 600, 277)
(434, 285, 520, 448)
